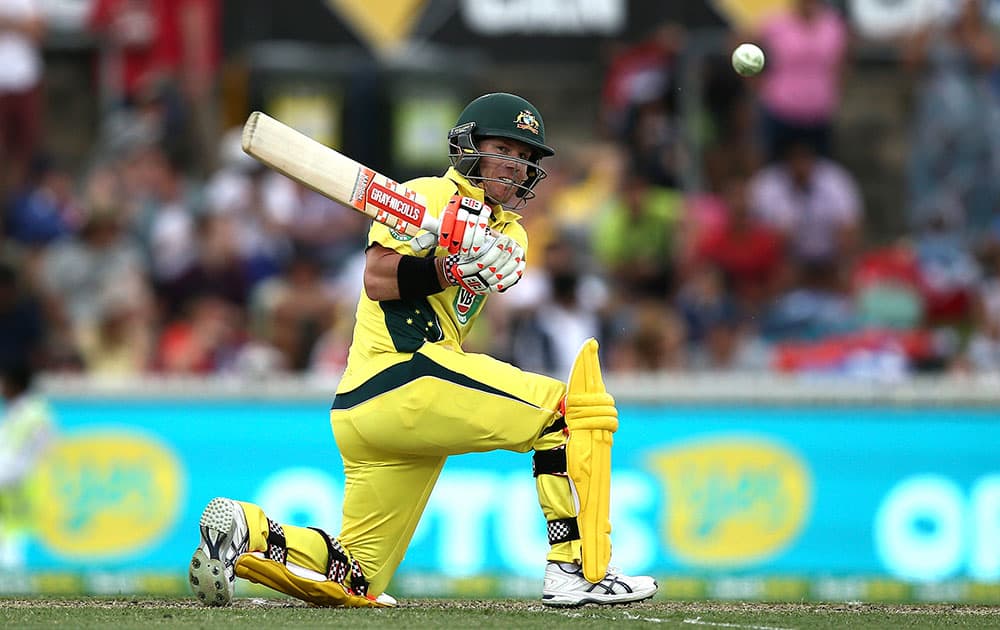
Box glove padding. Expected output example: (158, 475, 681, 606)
(437, 194, 492, 257)
(444, 233, 525, 294)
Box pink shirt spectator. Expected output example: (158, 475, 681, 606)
(759, 6, 848, 124)
(749, 157, 860, 263)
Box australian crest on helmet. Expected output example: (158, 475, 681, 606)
(515, 110, 540, 135)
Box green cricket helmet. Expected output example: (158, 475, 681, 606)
(448, 93, 555, 209)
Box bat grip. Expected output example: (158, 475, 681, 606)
(420, 214, 441, 236)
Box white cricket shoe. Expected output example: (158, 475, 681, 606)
(189, 497, 250, 606)
(541, 561, 658, 606)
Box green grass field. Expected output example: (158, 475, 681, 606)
(2, 598, 999, 629)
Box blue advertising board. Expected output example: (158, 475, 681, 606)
(4, 398, 999, 596)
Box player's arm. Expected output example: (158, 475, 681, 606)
(362, 191, 491, 301)
(363, 238, 520, 301)
(363, 244, 450, 302)
(365, 193, 525, 300)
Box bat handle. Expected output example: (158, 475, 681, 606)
(412, 214, 441, 252)
(420, 214, 441, 236)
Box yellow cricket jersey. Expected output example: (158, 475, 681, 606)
(335, 167, 528, 394)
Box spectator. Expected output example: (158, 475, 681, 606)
(852, 241, 926, 331)
(606, 300, 687, 372)
(307, 251, 368, 376)
(39, 203, 147, 350)
(0, 0, 45, 200)
(5, 156, 83, 247)
(763, 263, 858, 342)
(701, 49, 762, 180)
(94, 117, 158, 226)
(544, 143, 625, 243)
(903, 0, 1000, 236)
(963, 249, 1000, 372)
(0, 261, 43, 371)
(676, 263, 739, 348)
(75, 278, 155, 377)
(691, 175, 787, 312)
(965, 320, 1000, 373)
(251, 250, 337, 372)
(155, 294, 244, 374)
(89, 0, 221, 174)
(753, 0, 849, 160)
(127, 142, 202, 289)
(600, 23, 686, 187)
(307, 315, 353, 378)
(506, 239, 608, 379)
(678, 265, 770, 372)
(593, 171, 683, 301)
(0, 359, 55, 568)
(915, 210, 981, 327)
(749, 140, 862, 272)
(203, 127, 292, 286)
(158, 211, 250, 319)
(265, 178, 369, 276)
(600, 23, 684, 140)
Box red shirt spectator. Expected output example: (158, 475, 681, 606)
(600, 23, 683, 133)
(694, 178, 785, 307)
(89, 0, 218, 102)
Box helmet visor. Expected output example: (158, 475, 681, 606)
(448, 137, 548, 211)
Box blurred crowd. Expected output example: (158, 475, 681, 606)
(2, 0, 1000, 381)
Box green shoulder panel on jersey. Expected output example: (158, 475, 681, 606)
(381, 298, 444, 352)
(331, 352, 535, 410)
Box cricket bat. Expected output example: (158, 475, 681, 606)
(241, 111, 441, 242)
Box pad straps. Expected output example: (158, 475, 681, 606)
(547, 517, 581, 545)
(310, 527, 370, 597)
(532, 446, 567, 477)
(266, 518, 287, 564)
(534, 447, 582, 545)
(540, 416, 567, 437)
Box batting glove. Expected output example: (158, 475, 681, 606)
(437, 194, 492, 257)
(443, 233, 525, 294)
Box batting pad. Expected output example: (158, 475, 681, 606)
(564, 338, 618, 583)
(235, 553, 389, 608)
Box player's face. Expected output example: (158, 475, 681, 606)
(476, 137, 534, 205)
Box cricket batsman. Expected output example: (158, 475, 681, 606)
(189, 93, 658, 608)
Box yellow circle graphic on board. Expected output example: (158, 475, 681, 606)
(33, 432, 184, 558)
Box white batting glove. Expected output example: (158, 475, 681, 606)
(443, 234, 525, 294)
(437, 195, 492, 257)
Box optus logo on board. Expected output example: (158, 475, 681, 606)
(33, 432, 184, 557)
(650, 435, 812, 566)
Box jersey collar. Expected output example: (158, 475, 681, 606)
(444, 167, 523, 223)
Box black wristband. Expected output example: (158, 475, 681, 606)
(397, 255, 445, 298)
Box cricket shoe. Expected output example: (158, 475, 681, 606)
(189, 497, 250, 606)
(541, 561, 657, 607)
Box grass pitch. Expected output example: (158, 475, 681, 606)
(2, 598, 999, 629)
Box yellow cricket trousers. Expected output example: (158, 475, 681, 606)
(239, 342, 576, 597)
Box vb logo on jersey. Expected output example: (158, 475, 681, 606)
(388, 228, 413, 241)
(514, 110, 540, 135)
(454, 288, 485, 325)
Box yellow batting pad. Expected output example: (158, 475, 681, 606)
(565, 338, 618, 583)
(235, 554, 388, 608)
